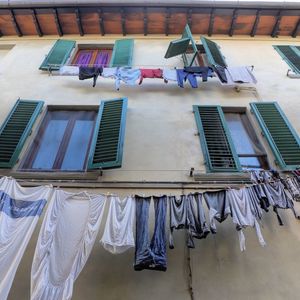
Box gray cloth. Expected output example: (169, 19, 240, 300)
(169, 193, 209, 249)
(227, 188, 266, 251)
(203, 190, 230, 234)
(284, 177, 300, 201)
(246, 186, 263, 220)
(226, 66, 257, 84)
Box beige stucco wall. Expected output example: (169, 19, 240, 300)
(0, 34, 300, 300)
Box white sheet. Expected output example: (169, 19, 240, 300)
(0, 177, 51, 300)
(101, 196, 135, 254)
(31, 189, 106, 300)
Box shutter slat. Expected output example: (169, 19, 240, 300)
(200, 37, 227, 68)
(0, 100, 44, 168)
(88, 98, 127, 170)
(110, 39, 134, 67)
(193, 105, 241, 172)
(250, 102, 300, 170)
(39, 39, 76, 71)
(273, 45, 300, 74)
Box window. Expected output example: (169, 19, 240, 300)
(71, 46, 113, 67)
(194, 103, 300, 172)
(39, 39, 134, 71)
(193, 105, 270, 173)
(22, 109, 97, 171)
(273, 45, 300, 74)
(0, 98, 128, 172)
(223, 108, 269, 170)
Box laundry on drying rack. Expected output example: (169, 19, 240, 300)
(0, 177, 51, 300)
(115, 67, 141, 90)
(134, 195, 167, 272)
(79, 66, 103, 87)
(162, 68, 178, 82)
(226, 66, 257, 84)
(59, 65, 79, 76)
(100, 196, 135, 254)
(284, 177, 300, 201)
(31, 189, 106, 300)
(139, 68, 163, 84)
(183, 66, 214, 82)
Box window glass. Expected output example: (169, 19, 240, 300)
(224, 112, 269, 170)
(72, 48, 112, 67)
(22, 110, 96, 171)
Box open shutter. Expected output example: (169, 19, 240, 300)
(88, 98, 127, 170)
(164, 38, 190, 59)
(200, 37, 227, 68)
(164, 24, 198, 67)
(250, 102, 300, 170)
(273, 45, 300, 74)
(0, 99, 44, 168)
(109, 39, 134, 67)
(39, 39, 76, 71)
(193, 105, 241, 172)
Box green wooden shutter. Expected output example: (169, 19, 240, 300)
(200, 37, 227, 68)
(109, 39, 134, 67)
(164, 38, 191, 59)
(39, 39, 76, 71)
(250, 102, 300, 170)
(164, 24, 198, 67)
(88, 98, 127, 170)
(0, 100, 44, 168)
(273, 45, 300, 74)
(193, 105, 241, 172)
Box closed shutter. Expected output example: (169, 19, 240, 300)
(109, 39, 134, 67)
(273, 45, 300, 74)
(0, 100, 44, 168)
(250, 102, 300, 170)
(39, 39, 76, 71)
(193, 105, 241, 172)
(200, 37, 227, 68)
(88, 98, 127, 169)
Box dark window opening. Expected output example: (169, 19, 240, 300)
(72, 48, 113, 67)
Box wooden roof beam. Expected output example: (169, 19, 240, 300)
(187, 8, 192, 30)
(31, 9, 43, 37)
(120, 8, 126, 36)
(53, 8, 63, 36)
(251, 9, 261, 37)
(75, 8, 84, 36)
(165, 8, 170, 36)
(97, 9, 105, 36)
(292, 17, 300, 38)
(208, 8, 215, 36)
(229, 9, 238, 37)
(143, 7, 148, 36)
(271, 10, 282, 38)
(10, 9, 22, 37)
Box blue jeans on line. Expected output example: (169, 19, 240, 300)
(134, 195, 167, 272)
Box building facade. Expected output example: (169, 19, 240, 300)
(1, 1, 300, 299)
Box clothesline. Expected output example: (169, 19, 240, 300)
(56, 64, 257, 89)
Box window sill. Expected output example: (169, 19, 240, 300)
(0, 170, 101, 181)
(193, 172, 251, 185)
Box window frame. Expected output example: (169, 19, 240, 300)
(19, 105, 98, 172)
(69, 43, 114, 67)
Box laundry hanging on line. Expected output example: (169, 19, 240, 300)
(58, 65, 257, 89)
(0, 177, 52, 300)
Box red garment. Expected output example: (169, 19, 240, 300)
(139, 69, 163, 84)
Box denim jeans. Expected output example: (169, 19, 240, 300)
(134, 195, 167, 272)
